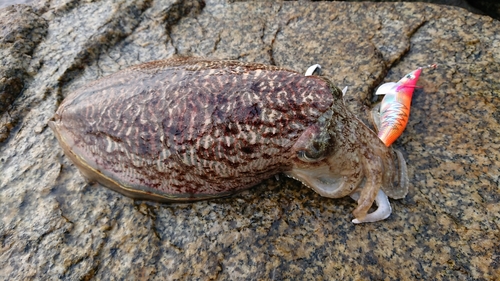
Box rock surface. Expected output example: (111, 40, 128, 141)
(0, 4, 47, 140)
(1, 0, 499, 280)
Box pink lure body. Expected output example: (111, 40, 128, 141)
(375, 68, 422, 147)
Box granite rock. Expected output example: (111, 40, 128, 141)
(0, 4, 47, 141)
(0, 0, 499, 280)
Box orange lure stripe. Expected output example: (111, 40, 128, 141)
(377, 68, 422, 146)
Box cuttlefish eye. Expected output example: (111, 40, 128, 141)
(297, 148, 325, 163)
(297, 150, 324, 163)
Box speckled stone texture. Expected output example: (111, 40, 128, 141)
(0, 4, 47, 140)
(0, 0, 499, 280)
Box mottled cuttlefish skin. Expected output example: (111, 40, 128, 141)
(49, 57, 409, 223)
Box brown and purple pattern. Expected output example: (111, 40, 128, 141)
(49, 57, 409, 223)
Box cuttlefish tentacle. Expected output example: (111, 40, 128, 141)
(351, 189, 391, 224)
(352, 151, 384, 221)
(393, 149, 409, 198)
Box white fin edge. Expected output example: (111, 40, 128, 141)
(342, 86, 348, 96)
(305, 64, 321, 76)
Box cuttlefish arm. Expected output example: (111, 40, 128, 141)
(350, 189, 391, 223)
(287, 112, 407, 223)
(292, 66, 408, 223)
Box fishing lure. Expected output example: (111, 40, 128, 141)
(372, 65, 436, 146)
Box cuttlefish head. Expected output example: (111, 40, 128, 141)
(285, 85, 408, 223)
